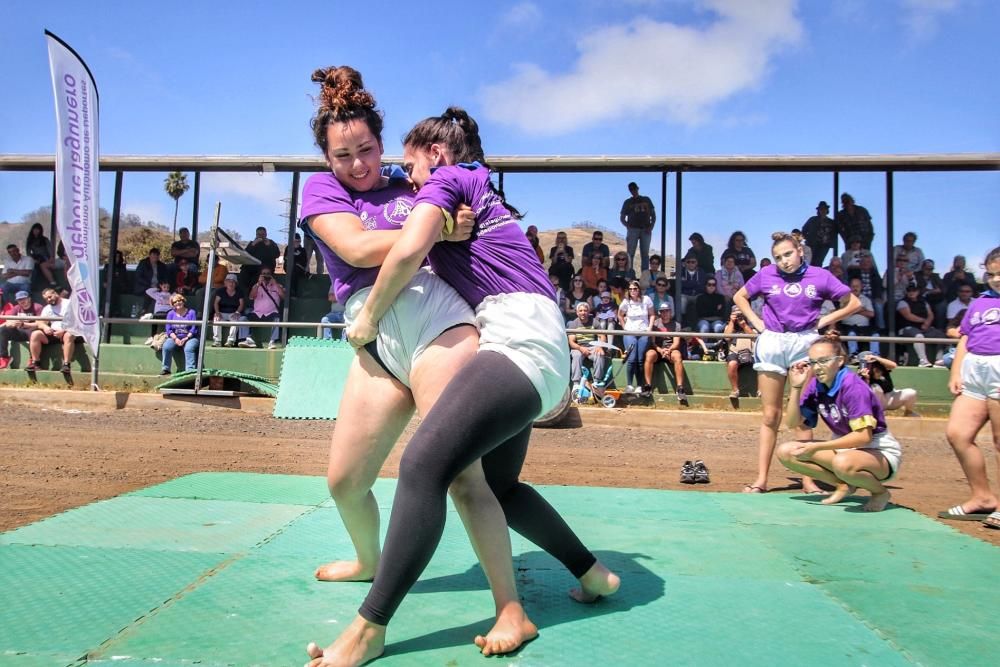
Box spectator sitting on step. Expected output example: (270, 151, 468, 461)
(590, 278, 610, 310)
(1, 244, 34, 304)
(644, 301, 686, 402)
(321, 288, 347, 341)
(548, 250, 575, 293)
(172, 257, 198, 298)
(946, 283, 976, 321)
(581, 230, 610, 268)
(247, 267, 284, 349)
(942, 255, 977, 302)
(0, 290, 43, 370)
(26, 287, 81, 373)
(892, 231, 925, 273)
(639, 254, 666, 293)
(679, 254, 708, 325)
(723, 305, 756, 398)
(721, 231, 757, 281)
(565, 276, 595, 318)
(935, 307, 967, 370)
(567, 302, 608, 393)
(578, 253, 608, 291)
(715, 254, 744, 302)
(609, 276, 629, 306)
(857, 351, 920, 417)
(695, 277, 727, 344)
(592, 290, 618, 332)
(841, 277, 879, 358)
(609, 251, 637, 283)
(145, 279, 175, 339)
(897, 283, 947, 367)
(548, 231, 575, 267)
(212, 273, 249, 347)
(650, 276, 675, 313)
(25, 223, 59, 288)
(686, 232, 715, 274)
(840, 236, 866, 270)
(160, 293, 199, 376)
(133, 247, 169, 302)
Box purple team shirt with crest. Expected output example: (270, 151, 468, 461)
(299, 171, 414, 305)
(800, 368, 888, 438)
(414, 164, 554, 308)
(744, 265, 850, 333)
(959, 292, 1000, 355)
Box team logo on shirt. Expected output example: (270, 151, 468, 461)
(359, 211, 377, 231)
(783, 283, 803, 298)
(975, 307, 1000, 326)
(805, 284, 817, 299)
(383, 199, 412, 226)
(819, 403, 842, 423)
(768, 284, 781, 295)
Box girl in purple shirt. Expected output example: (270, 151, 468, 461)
(940, 245, 1000, 528)
(776, 334, 901, 512)
(733, 232, 860, 494)
(318, 108, 618, 667)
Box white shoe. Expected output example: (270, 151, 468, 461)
(267, 341, 279, 350)
(143, 336, 154, 346)
(238, 338, 257, 348)
(918, 359, 933, 368)
(626, 385, 635, 393)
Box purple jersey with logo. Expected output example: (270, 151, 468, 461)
(800, 368, 888, 438)
(299, 171, 414, 304)
(959, 292, 1000, 355)
(414, 164, 554, 308)
(744, 265, 850, 333)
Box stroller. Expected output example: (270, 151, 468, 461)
(573, 340, 637, 408)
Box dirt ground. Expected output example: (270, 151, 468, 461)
(1, 403, 997, 547)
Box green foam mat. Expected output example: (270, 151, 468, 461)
(3, 473, 999, 666)
(155, 367, 279, 396)
(273, 336, 356, 420)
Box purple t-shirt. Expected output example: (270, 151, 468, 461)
(299, 170, 415, 304)
(744, 265, 850, 333)
(959, 291, 1000, 355)
(165, 308, 199, 338)
(800, 368, 887, 438)
(415, 164, 554, 308)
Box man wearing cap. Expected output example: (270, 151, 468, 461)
(567, 301, 608, 390)
(802, 201, 837, 267)
(0, 290, 43, 369)
(644, 301, 687, 401)
(211, 273, 249, 347)
(619, 181, 656, 272)
(1, 244, 34, 304)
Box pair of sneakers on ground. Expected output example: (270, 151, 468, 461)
(9, 358, 72, 373)
(680, 460, 710, 484)
(210, 338, 279, 349)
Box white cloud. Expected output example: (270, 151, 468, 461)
(501, 2, 542, 29)
(123, 201, 170, 227)
(480, 0, 803, 135)
(899, 0, 960, 41)
(201, 172, 292, 212)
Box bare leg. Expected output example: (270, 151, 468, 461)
(944, 394, 997, 514)
(38, 260, 56, 285)
(29, 330, 44, 362)
(808, 448, 892, 511)
(775, 441, 842, 488)
(727, 361, 739, 393)
(61, 333, 75, 364)
(671, 350, 685, 388)
(643, 349, 658, 387)
(746, 371, 785, 492)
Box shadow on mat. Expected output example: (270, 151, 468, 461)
(385, 550, 663, 658)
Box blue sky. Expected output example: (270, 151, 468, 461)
(1, 0, 998, 271)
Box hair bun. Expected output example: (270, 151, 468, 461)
(312, 65, 375, 114)
(771, 231, 787, 242)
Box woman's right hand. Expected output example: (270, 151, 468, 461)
(789, 361, 811, 389)
(948, 376, 963, 396)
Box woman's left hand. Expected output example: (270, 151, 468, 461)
(791, 443, 816, 461)
(346, 310, 379, 348)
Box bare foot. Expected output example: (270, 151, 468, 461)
(473, 603, 538, 656)
(570, 560, 621, 603)
(742, 484, 767, 494)
(821, 484, 857, 505)
(304, 616, 385, 667)
(863, 491, 891, 512)
(314, 560, 375, 582)
(801, 479, 827, 494)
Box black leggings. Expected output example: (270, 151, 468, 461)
(359, 351, 596, 626)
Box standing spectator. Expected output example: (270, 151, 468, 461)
(857, 351, 920, 417)
(947, 283, 976, 320)
(172, 257, 198, 298)
(26, 288, 80, 373)
(1, 244, 33, 304)
(159, 293, 199, 375)
(619, 181, 656, 271)
(609, 251, 637, 283)
(885, 254, 917, 304)
(242, 226, 281, 291)
(943, 255, 978, 301)
(715, 255, 744, 303)
(618, 280, 655, 392)
(686, 233, 715, 274)
(169, 227, 201, 284)
(721, 231, 757, 281)
(25, 223, 58, 287)
(695, 278, 727, 344)
(548, 251, 575, 292)
(802, 200, 837, 266)
(643, 302, 686, 401)
(581, 230, 610, 268)
(723, 305, 756, 398)
(548, 231, 575, 266)
(133, 248, 169, 303)
(567, 302, 608, 391)
(650, 277, 675, 313)
(247, 266, 284, 349)
(212, 273, 248, 347)
(638, 254, 666, 293)
(578, 253, 607, 291)
(841, 278, 879, 357)
(678, 254, 708, 326)
(896, 284, 946, 367)
(915, 259, 946, 328)
(0, 290, 43, 369)
(840, 236, 865, 270)
(524, 225, 545, 264)
(892, 232, 925, 273)
(836, 193, 874, 249)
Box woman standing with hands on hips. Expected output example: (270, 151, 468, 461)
(732, 232, 861, 494)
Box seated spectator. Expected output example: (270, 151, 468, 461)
(650, 276, 675, 313)
(715, 255, 744, 302)
(1, 244, 34, 304)
(567, 302, 608, 391)
(857, 351, 919, 417)
(246, 267, 284, 350)
(947, 283, 976, 320)
(0, 290, 43, 369)
(892, 231, 924, 272)
(199, 258, 229, 291)
(694, 278, 726, 343)
(678, 254, 708, 325)
(791, 229, 812, 266)
(133, 248, 169, 302)
(109, 250, 131, 298)
(169, 226, 201, 269)
(644, 302, 686, 402)
(212, 273, 248, 347)
(618, 280, 655, 392)
(827, 258, 847, 284)
(25, 223, 58, 287)
(548, 274, 568, 322)
(721, 231, 757, 281)
(581, 230, 610, 268)
(565, 275, 595, 313)
(172, 257, 198, 297)
(160, 293, 199, 375)
(840, 236, 865, 270)
(609, 276, 628, 306)
(723, 305, 755, 398)
(578, 253, 607, 291)
(841, 277, 880, 357)
(609, 251, 636, 283)
(638, 254, 666, 293)
(26, 288, 80, 373)
(885, 253, 917, 307)
(549, 231, 575, 266)
(548, 250, 575, 292)
(524, 225, 545, 264)
(942, 254, 978, 301)
(914, 259, 946, 327)
(145, 279, 175, 327)
(847, 253, 885, 330)
(592, 290, 618, 331)
(321, 289, 347, 341)
(686, 233, 715, 274)
(896, 284, 946, 367)
(591, 278, 610, 310)
(936, 307, 966, 369)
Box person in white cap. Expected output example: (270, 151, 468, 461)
(0, 290, 44, 369)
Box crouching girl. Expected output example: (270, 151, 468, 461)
(776, 333, 902, 512)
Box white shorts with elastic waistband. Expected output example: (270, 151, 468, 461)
(476, 292, 570, 417)
(839, 430, 903, 482)
(960, 352, 1000, 401)
(753, 329, 820, 375)
(345, 267, 476, 387)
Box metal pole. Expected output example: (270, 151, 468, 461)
(193, 203, 221, 393)
(660, 170, 668, 267)
(49, 174, 58, 246)
(832, 171, 840, 259)
(674, 171, 683, 318)
(885, 171, 895, 362)
(102, 171, 124, 343)
(281, 172, 300, 345)
(190, 171, 201, 240)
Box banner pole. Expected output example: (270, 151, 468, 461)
(192, 202, 221, 393)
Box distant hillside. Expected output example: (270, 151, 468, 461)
(0, 221, 30, 253)
(535, 222, 675, 273)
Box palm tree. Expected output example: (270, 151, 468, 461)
(164, 171, 190, 239)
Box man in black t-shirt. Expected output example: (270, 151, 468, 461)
(169, 227, 201, 283)
(241, 226, 281, 292)
(619, 182, 656, 272)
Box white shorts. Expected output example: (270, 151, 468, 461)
(476, 292, 570, 417)
(960, 352, 1000, 401)
(753, 329, 819, 375)
(837, 431, 902, 481)
(345, 268, 476, 387)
